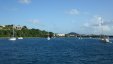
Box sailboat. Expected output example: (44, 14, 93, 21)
(47, 36, 50, 40)
(9, 25, 16, 41)
(99, 17, 110, 43)
(47, 32, 50, 40)
(53, 33, 56, 38)
(78, 35, 82, 39)
(100, 36, 110, 43)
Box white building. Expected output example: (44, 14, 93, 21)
(0, 25, 5, 30)
(14, 25, 23, 30)
(56, 34, 65, 37)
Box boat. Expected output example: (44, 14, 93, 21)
(89, 37, 92, 39)
(9, 37, 16, 41)
(9, 25, 16, 41)
(53, 33, 56, 38)
(18, 32, 23, 39)
(98, 17, 111, 43)
(100, 36, 110, 43)
(47, 36, 50, 40)
(18, 37, 23, 39)
(78, 35, 82, 39)
(79, 37, 82, 39)
(47, 32, 50, 40)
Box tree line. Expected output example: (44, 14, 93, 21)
(0, 25, 53, 37)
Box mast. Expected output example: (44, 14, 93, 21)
(98, 17, 103, 37)
(47, 31, 50, 40)
(12, 25, 15, 37)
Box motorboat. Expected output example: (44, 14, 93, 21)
(18, 37, 23, 39)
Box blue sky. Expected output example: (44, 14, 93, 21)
(0, 0, 113, 34)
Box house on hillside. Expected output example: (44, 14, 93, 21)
(14, 25, 23, 30)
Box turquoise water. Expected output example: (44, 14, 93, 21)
(0, 38, 113, 64)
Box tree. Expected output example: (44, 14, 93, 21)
(22, 26, 27, 30)
(0, 25, 54, 37)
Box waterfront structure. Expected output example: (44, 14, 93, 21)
(56, 34, 65, 37)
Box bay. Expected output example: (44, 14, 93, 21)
(0, 38, 113, 64)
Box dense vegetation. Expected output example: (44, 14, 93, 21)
(0, 25, 53, 37)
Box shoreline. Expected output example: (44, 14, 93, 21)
(0, 37, 43, 38)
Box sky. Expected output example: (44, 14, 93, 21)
(0, 0, 113, 35)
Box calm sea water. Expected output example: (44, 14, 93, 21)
(0, 38, 113, 64)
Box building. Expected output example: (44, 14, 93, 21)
(0, 26, 3, 30)
(0, 25, 24, 30)
(14, 25, 23, 30)
(0, 25, 5, 30)
(56, 34, 65, 37)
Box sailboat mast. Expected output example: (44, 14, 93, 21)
(13, 25, 14, 37)
(99, 17, 103, 37)
(48, 31, 49, 37)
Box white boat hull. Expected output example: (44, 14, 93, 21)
(18, 37, 23, 39)
(47, 37, 50, 40)
(9, 37, 16, 41)
(105, 39, 110, 43)
(101, 38, 110, 43)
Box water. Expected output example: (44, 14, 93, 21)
(0, 38, 113, 64)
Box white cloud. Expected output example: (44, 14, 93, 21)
(66, 9, 79, 15)
(18, 0, 31, 4)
